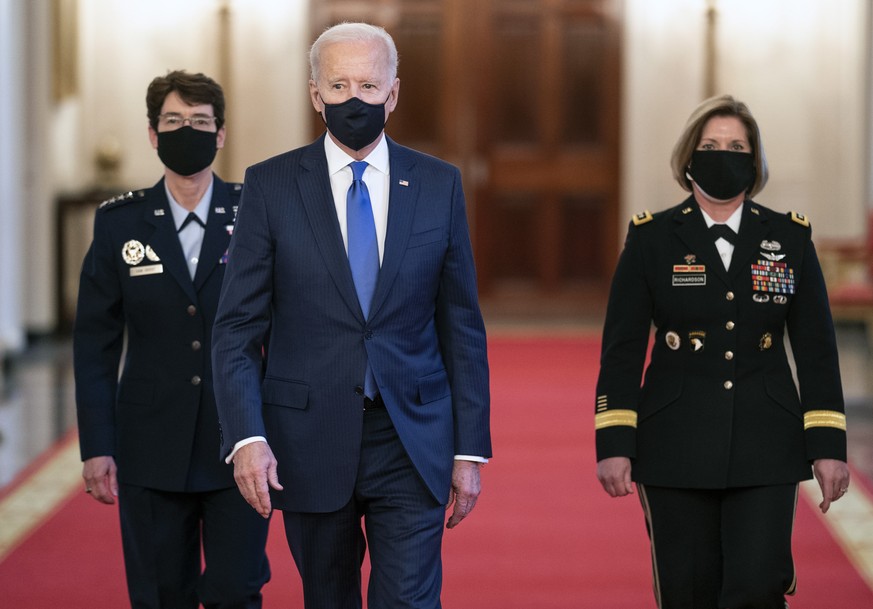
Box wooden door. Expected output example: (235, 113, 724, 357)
(311, 0, 622, 317)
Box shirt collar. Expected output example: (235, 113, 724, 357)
(324, 133, 390, 178)
(165, 177, 214, 230)
(700, 204, 743, 233)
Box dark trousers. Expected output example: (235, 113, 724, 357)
(118, 484, 270, 609)
(638, 484, 798, 609)
(283, 407, 446, 609)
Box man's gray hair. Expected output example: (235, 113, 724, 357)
(310, 22, 398, 83)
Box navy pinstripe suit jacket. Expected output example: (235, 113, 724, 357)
(212, 135, 491, 512)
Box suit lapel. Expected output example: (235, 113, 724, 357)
(368, 140, 417, 321)
(193, 177, 234, 291)
(142, 182, 198, 303)
(298, 138, 364, 320)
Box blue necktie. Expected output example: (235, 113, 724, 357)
(347, 161, 379, 398)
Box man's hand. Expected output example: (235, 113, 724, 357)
(446, 460, 481, 529)
(813, 458, 850, 514)
(82, 456, 118, 505)
(232, 441, 283, 518)
(597, 456, 634, 497)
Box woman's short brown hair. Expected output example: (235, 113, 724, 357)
(146, 70, 225, 130)
(670, 94, 769, 198)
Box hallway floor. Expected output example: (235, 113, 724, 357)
(1, 319, 871, 489)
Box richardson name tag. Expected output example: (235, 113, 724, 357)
(672, 273, 706, 286)
(130, 264, 163, 277)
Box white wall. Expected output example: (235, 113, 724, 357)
(622, 0, 869, 241)
(2, 0, 869, 339)
(56, 0, 311, 191)
(0, 0, 26, 352)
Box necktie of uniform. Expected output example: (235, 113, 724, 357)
(178, 212, 205, 232)
(709, 223, 737, 245)
(347, 161, 379, 398)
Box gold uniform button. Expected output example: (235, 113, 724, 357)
(191, 375, 202, 386)
(191, 340, 202, 351)
(725, 321, 735, 331)
(726, 291, 735, 301)
(725, 351, 734, 360)
(723, 380, 733, 390)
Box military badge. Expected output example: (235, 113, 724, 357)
(122, 240, 145, 265)
(759, 332, 773, 351)
(760, 240, 781, 251)
(751, 260, 796, 295)
(773, 295, 788, 304)
(760, 252, 786, 262)
(632, 210, 653, 226)
(145, 245, 160, 262)
(753, 293, 770, 303)
(666, 331, 681, 350)
(689, 331, 705, 352)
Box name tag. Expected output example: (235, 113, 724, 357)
(130, 264, 163, 277)
(672, 274, 706, 286)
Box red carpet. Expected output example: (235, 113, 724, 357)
(2, 336, 872, 607)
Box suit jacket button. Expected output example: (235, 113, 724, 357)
(191, 340, 202, 351)
(354, 386, 364, 396)
(187, 305, 197, 316)
(365, 330, 373, 340)
(191, 375, 202, 386)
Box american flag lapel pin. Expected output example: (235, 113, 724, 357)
(399, 179, 409, 187)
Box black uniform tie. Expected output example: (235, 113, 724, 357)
(709, 224, 736, 245)
(178, 212, 205, 232)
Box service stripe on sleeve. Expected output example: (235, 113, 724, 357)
(595, 409, 638, 430)
(803, 410, 847, 431)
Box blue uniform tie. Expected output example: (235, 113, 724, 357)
(347, 161, 379, 398)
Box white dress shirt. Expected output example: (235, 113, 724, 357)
(701, 205, 742, 271)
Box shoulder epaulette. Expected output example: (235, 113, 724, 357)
(631, 210, 653, 226)
(98, 190, 146, 210)
(789, 211, 810, 227)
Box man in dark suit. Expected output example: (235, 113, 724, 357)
(74, 71, 269, 609)
(212, 22, 491, 609)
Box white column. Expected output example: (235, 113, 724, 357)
(0, 0, 26, 356)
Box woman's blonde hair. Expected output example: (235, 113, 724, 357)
(670, 94, 769, 198)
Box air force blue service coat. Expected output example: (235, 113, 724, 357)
(74, 177, 240, 492)
(595, 197, 847, 489)
(212, 136, 492, 512)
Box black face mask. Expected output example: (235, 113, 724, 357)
(687, 150, 756, 200)
(323, 96, 388, 151)
(157, 126, 218, 176)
